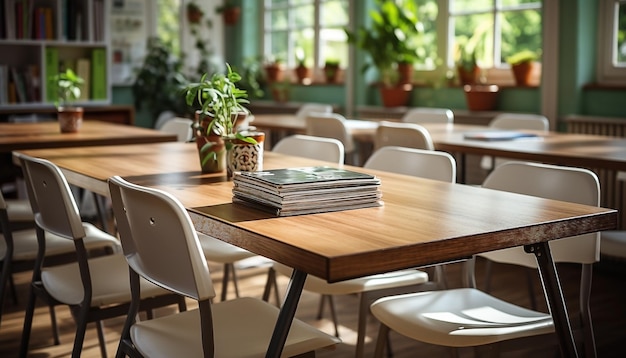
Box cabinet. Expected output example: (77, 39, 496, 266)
(0, 0, 109, 109)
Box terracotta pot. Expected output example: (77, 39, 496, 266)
(57, 107, 83, 133)
(294, 65, 311, 83)
(457, 65, 480, 85)
(222, 7, 241, 25)
(463, 85, 499, 111)
(511, 61, 535, 86)
(264, 64, 283, 83)
(195, 135, 226, 173)
(379, 85, 412, 107)
(227, 132, 265, 178)
(397, 62, 414, 85)
(324, 64, 340, 83)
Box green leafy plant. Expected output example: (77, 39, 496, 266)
(183, 64, 257, 163)
(506, 50, 538, 66)
(132, 37, 189, 125)
(51, 68, 84, 108)
(345, 0, 422, 87)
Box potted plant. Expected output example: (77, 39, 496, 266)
(294, 49, 311, 84)
(216, 0, 241, 25)
(456, 43, 479, 85)
(51, 68, 84, 133)
(263, 57, 284, 83)
(132, 37, 189, 126)
(183, 64, 263, 175)
(345, 0, 422, 107)
(186, 1, 203, 24)
(323, 59, 340, 83)
(506, 49, 538, 86)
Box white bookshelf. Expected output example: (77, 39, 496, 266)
(0, 0, 110, 110)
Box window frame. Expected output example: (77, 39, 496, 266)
(262, 0, 351, 82)
(598, 0, 626, 85)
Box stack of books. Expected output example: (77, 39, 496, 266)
(232, 166, 382, 216)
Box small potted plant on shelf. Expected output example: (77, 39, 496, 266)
(216, 0, 241, 25)
(294, 49, 311, 84)
(186, 1, 204, 24)
(323, 59, 340, 83)
(51, 68, 84, 133)
(183, 64, 264, 176)
(506, 49, 538, 86)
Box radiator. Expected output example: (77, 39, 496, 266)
(562, 115, 626, 228)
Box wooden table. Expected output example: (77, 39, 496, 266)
(14, 142, 618, 358)
(0, 120, 176, 152)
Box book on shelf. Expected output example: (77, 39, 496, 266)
(91, 48, 107, 99)
(44, 47, 58, 103)
(232, 166, 383, 216)
(75, 58, 90, 100)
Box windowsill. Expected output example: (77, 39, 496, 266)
(583, 83, 626, 91)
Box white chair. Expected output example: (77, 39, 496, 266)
(16, 154, 185, 358)
(402, 107, 454, 124)
(272, 134, 345, 164)
(374, 121, 435, 151)
(295, 103, 332, 119)
(480, 113, 549, 171)
(305, 112, 357, 165)
(266, 146, 456, 358)
(371, 161, 600, 358)
(159, 117, 193, 142)
(0, 189, 121, 334)
(108, 176, 340, 358)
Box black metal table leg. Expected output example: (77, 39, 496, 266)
(265, 268, 307, 358)
(525, 242, 579, 358)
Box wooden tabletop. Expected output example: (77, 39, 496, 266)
(0, 120, 177, 152)
(14, 142, 617, 283)
(251, 116, 626, 172)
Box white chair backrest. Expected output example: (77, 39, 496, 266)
(490, 113, 549, 131)
(108, 176, 216, 301)
(305, 112, 354, 152)
(364, 146, 456, 183)
(402, 107, 454, 124)
(374, 121, 434, 151)
(272, 134, 345, 164)
(160, 117, 193, 142)
(480, 161, 600, 267)
(17, 154, 85, 240)
(295, 103, 332, 120)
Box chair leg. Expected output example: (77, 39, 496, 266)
(262, 267, 282, 306)
(483, 259, 493, 292)
(96, 320, 107, 358)
(230, 263, 241, 298)
(19, 284, 38, 357)
(71, 308, 90, 358)
(9, 273, 18, 304)
(526, 268, 538, 310)
(355, 293, 370, 358)
(373, 323, 390, 358)
(49, 304, 60, 345)
(221, 263, 231, 301)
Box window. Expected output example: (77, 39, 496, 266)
(157, 0, 182, 56)
(598, 0, 626, 84)
(263, 0, 350, 80)
(448, 0, 542, 77)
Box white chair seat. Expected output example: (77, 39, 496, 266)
(197, 232, 259, 263)
(370, 288, 554, 348)
(273, 262, 429, 295)
(1, 222, 119, 261)
(42, 254, 170, 306)
(131, 296, 338, 358)
(5, 198, 34, 222)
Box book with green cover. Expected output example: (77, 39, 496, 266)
(44, 47, 58, 103)
(91, 48, 107, 99)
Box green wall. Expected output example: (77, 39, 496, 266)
(113, 0, 626, 127)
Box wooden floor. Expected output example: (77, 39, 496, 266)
(1, 254, 625, 358)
